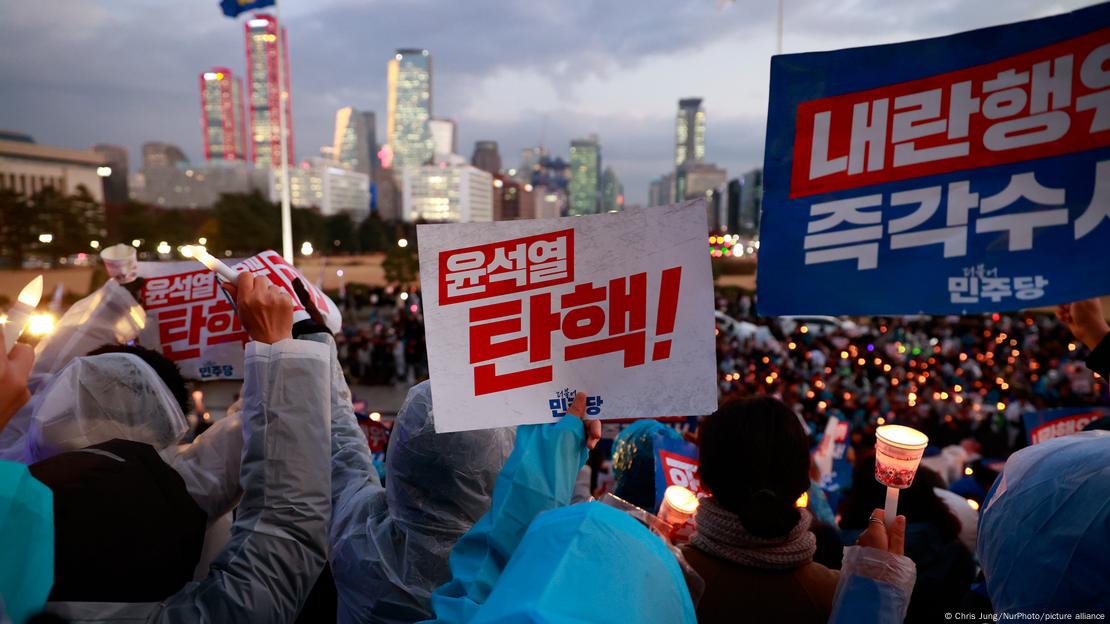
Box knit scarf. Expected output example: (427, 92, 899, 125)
(690, 496, 817, 570)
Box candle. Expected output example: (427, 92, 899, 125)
(875, 424, 928, 523)
(187, 246, 239, 282)
(3, 275, 43, 353)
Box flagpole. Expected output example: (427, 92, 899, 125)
(274, 0, 293, 262)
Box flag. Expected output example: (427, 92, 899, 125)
(220, 0, 275, 18)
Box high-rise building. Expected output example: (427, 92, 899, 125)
(601, 167, 623, 212)
(271, 158, 371, 219)
(245, 14, 293, 169)
(428, 117, 456, 163)
(142, 142, 188, 169)
(676, 162, 727, 202)
(568, 136, 601, 215)
(387, 49, 433, 169)
(134, 161, 270, 209)
(91, 144, 129, 204)
(375, 170, 402, 221)
(739, 168, 763, 236)
(726, 178, 742, 233)
(333, 107, 377, 176)
(675, 98, 705, 167)
(517, 146, 546, 182)
(200, 68, 247, 162)
(471, 140, 501, 174)
(531, 155, 569, 193)
(492, 174, 537, 221)
(401, 163, 492, 222)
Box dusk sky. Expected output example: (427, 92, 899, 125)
(0, 0, 1098, 205)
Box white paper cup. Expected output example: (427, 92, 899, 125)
(101, 243, 138, 284)
(875, 425, 929, 489)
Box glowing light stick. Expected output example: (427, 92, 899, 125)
(187, 246, 239, 282)
(3, 275, 43, 353)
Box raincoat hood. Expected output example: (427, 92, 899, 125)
(386, 381, 516, 533)
(977, 430, 1110, 614)
(612, 419, 681, 511)
(471, 502, 696, 623)
(27, 353, 187, 463)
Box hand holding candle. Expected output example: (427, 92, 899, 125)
(185, 246, 240, 282)
(3, 275, 43, 354)
(875, 424, 928, 523)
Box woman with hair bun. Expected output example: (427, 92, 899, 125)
(681, 397, 842, 623)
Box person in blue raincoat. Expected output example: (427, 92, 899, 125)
(977, 429, 1110, 615)
(428, 392, 918, 624)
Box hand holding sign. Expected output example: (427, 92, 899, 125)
(567, 390, 602, 450)
(227, 272, 294, 345)
(1055, 299, 1109, 351)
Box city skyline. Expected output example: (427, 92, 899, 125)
(0, 0, 1096, 206)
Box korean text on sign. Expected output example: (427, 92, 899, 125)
(418, 202, 718, 433)
(758, 4, 1110, 315)
(144, 269, 248, 362)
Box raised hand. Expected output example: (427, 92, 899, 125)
(0, 343, 34, 432)
(1056, 299, 1109, 350)
(568, 391, 602, 450)
(229, 272, 295, 345)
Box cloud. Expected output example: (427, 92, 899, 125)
(0, 0, 1101, 206)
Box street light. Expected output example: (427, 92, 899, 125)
(89, 240, 100, 249)
(96, 166, 112, 177)
(156, 241, 171, 255)
(131, 239, 142, 247)
(301, 241, 314, 256)
(397, 238, 408, 248)
(198, 237, 207, 245)
(38, 233, 53, 244)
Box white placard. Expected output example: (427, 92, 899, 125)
(418, 200, 718, 433)
(137, 250, 341, 380)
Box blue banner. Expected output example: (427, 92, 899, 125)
(1023, 406, 1109, 444)
(220, 0, 275, 18)
(758, 3, 1110, 315)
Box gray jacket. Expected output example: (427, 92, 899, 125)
(44, 338, 333, 623)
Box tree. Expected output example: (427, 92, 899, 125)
(357, 213, 390, 252)
(210, 191, 281, 255)
(382, 244, 419, 286)
(325, 213, 358, 253)
(0, 189, 32, 268)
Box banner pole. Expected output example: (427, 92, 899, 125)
(274, 0, 293, 263)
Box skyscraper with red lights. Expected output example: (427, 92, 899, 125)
(199, 67, 247, 161)
(244, 14, 293, 168)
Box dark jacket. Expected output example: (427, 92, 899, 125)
(680, 544, 840, 623)
(1084, 334, 1110, 378)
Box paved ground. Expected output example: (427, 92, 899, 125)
(349, 381, 411, 416)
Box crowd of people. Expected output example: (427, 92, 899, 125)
(333, 307, 428, 387)
(0, 272, 1107, 624)
(715, 296, 1105, 457)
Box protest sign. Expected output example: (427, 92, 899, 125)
(1023, 406, 1110, 445)
(653, 435, 701, 511)
(813, 414, 853, 508)
(758, 3, 1110, 315)
(138, 250, 340, 380)
(417, 201, 717, 433)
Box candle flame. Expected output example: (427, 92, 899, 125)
(876, 424, 929, 448)
(664, 485, 699, 514)
(17, 275, 43, 307)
